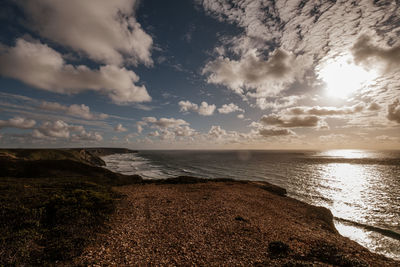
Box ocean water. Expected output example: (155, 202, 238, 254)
(102, 150, 400, 260)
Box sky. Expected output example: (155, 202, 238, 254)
(0, 0, 399, 150)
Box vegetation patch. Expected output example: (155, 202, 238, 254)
(0, 148, 141, 266)
(0, 177, 119, 265)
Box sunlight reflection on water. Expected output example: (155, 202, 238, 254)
(309, 153, 400, 260)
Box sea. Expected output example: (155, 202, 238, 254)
(102, 149, 400, 260)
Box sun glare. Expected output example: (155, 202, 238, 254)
(318, 55, 377, 99)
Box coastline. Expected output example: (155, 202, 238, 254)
(75, 178, 396, 266)
(1, 148, 398, 265)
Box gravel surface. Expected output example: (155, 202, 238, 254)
(75, 181, 397, 266)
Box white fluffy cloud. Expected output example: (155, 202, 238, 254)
(18, 0, 153, 66)
(255, 95, 303, 111)
(208, 125, 239, 141)
(141, 117, 189, 129)
(138, 116, 197, 141)
(179, 100, 199, 113)
(218, 103, 244, 114)
(0, 39, 151, 104)
(114, 123, 128, 132)
(32, 120, 102, 142)
(0, 116, 36, 129)
(198, 102, 216, 116)
(203, 49, 299, 97)
(174, 126, 196, 137)
(33, 120, 81, 139)
(71, 130, 103, 142)
(40, 101, 108, 120)
(148, 130, 160, 137)
(178, 100, 216, 116)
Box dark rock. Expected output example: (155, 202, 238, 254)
(234, 216, 248, 222)
(253, 182, 287, 196)
(268, 241, 290, 258)
(306, 206, 337, 233)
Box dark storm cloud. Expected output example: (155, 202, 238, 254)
(352, 35, 400, 70)
(259, 128, 294, 137)
(387, 99, 400, 124)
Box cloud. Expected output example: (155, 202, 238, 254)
(255, 95, 303, 111)
(205, 125, 263, 144)
(352, 35, 400, 70)
(138, 116, 198, 142)
(199, 0, 400, 114)
(376, 135, 399, 142)
(141, 117, 189, 129)
(32, 120, 102, 142)
(237, 114, 245, 119)
(218, 103, 244, 114)
(0, 116, 36, 129)
(367, 102, 381, 111)
(179, 100, 199, 113)
(261, 114, 321, 128)
(387, 99, 400, 123)
(71, 130, 103, 142)
(200, 0, 399, 60)
(18, 0, 153, 66)
(33, 120, 82, 139)
(198, 102, 216, 116)
(0, 39, 151, 104)
(259, 128, 295, 137)
(146, 125, 196, 141)
(178, 100, 216, 116)
(287, 104, 364, 116)
(142, 117, 157, 123)
(148, 131, 160, 137)
(40, 101, 108, 120)
(136, 121, 147, 133)
(114, 123, 127, 132)
(207, 125, 241, 142)
(174, 126, 196, 137)
(319, 134, 349, 143)
(203, 48, 298, 97)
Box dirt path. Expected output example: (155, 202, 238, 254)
(74, 181, 396, 266)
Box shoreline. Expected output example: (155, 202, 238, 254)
(1, 148, 399, 265)
(75, 178, 397, 266)
(102, 150, 400, 261)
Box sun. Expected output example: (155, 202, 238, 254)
(317, 55, 377, 99)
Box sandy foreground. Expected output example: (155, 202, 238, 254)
(74, 180, 397, 266)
